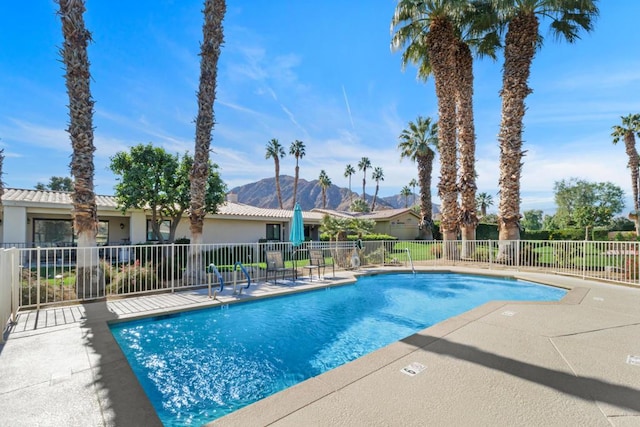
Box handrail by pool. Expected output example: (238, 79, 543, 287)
(233, 262, 251, 295)
(207, 263, 224, 299)
(405, 248, 415, 275)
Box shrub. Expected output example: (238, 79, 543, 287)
(108, 261, 159, 294)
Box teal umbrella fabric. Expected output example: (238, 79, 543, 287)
(289, 203, 304, 247)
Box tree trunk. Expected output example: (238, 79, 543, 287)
(496, 11, 538, 262)
(292, 162, 299, 208)
(623, 132, 639, 236)
(372, 185, 379, 211)
(426, 17, 458, 258)
(417, 153, 434, 240)
(187, 0, 226, 284)
(275, 158, 283, 209)
(455, 41, 478, 259)
(57, 0, 101, 298)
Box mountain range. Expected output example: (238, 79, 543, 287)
(229, 175, 420, 211)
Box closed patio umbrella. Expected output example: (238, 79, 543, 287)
(289, 203, 304, 247)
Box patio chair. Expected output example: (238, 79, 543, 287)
(308, 249, 334, 279)
(265, 250, 296, 284)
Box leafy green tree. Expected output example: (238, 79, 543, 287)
(35, 176, 74, 192)
(350, 198, 370, 213)
(370, 166, 384, 211)
(110, 143, 226, 243)
(609, 216, 635, 232)
(521, 209, 543, 231)
(554, 178, 624, 229)
(542, 214, 559, 231)
(400, 186, 412, 208)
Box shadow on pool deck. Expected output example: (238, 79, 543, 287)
(79, 301, 162, 426)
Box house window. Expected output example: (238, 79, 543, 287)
(147, 220, 171, 241)
(96, 221, 109, 246)
(33, 219, 110, 246)
(266, 224, 281, 241)
(33, 219, 73, 246)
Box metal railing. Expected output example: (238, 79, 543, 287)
(2, 239, 639, 317)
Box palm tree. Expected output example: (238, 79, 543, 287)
(56, 0, 99, 296)
(398, 116, 439, 240)
(358, 157, 371, 204)
(612, 113, 640, 235)
(371, 167, 385, 211)
(408, 178, 418, 206)
(344, 164, 356, 203)
(392, 0, 460, 251)
(189, 0, 226, 247)
(476, 192, 494, 218)
(289, 139, 306, 208)
(494, 0, 598, 252)
(265, 138, 286, 209)
(400, 186, 412, 208)
(318, 170, 332, 209)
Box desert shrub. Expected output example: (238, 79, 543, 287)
(108, 261, 159, 294)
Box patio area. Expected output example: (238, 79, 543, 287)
(1, 267, 639, 426)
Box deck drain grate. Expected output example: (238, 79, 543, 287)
(627, 355, 640, 366)
(401, 362, 426, 377)
(592, 297, 604, 301)
(501, 311, 516, 317)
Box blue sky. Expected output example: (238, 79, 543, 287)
(1, 1, 639, 215)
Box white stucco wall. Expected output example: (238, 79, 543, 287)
(2, 206, 27, 245)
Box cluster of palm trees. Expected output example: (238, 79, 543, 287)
(265, 138, 307, 209)
(342, 158, 385, 212)
(392, 0, 598, 257)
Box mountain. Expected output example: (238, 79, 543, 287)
(230, 176, 397, 211)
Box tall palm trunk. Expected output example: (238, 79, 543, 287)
(188, 0, 225, 284)
(623, 131, 639, 212)
(292, 161, 299, 208)
(361, 175, 366, 202)
(274, 158, 283, 209)
(417, 152, 434, 240)
(57, 0, 100, 297)
(372, 185, 379, 211)
(623, 131, 640, 236)
(497, 11, 538, 262)
(455, 41, 478, 258)
(427, 18, 458, 258)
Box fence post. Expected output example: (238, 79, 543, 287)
(582, 240, 587, 279)
(171, 243, 175, 293)
(36, 247, 41, 311)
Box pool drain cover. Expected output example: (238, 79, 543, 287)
(627, 355, 640, 366)
(401, 362, 426, 377)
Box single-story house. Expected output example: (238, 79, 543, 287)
(0, 189, 425, 248)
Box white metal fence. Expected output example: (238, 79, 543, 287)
(1, 239, 639, 324)
(1, 248, 19, 343)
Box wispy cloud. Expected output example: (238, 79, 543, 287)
(342, 85, 356, 130)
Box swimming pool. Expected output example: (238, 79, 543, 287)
(110, 273, 566, 426)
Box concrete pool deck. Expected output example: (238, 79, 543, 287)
(1, 267, 639, 426)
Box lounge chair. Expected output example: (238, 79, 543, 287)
(265, 250, 296, 284)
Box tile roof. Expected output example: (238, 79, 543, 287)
(311, 207, 419, 220)
(1, 188, 325, 221)
(2, 188, 119, 208)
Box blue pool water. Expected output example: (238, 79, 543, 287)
(110, 273, 566, 426)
